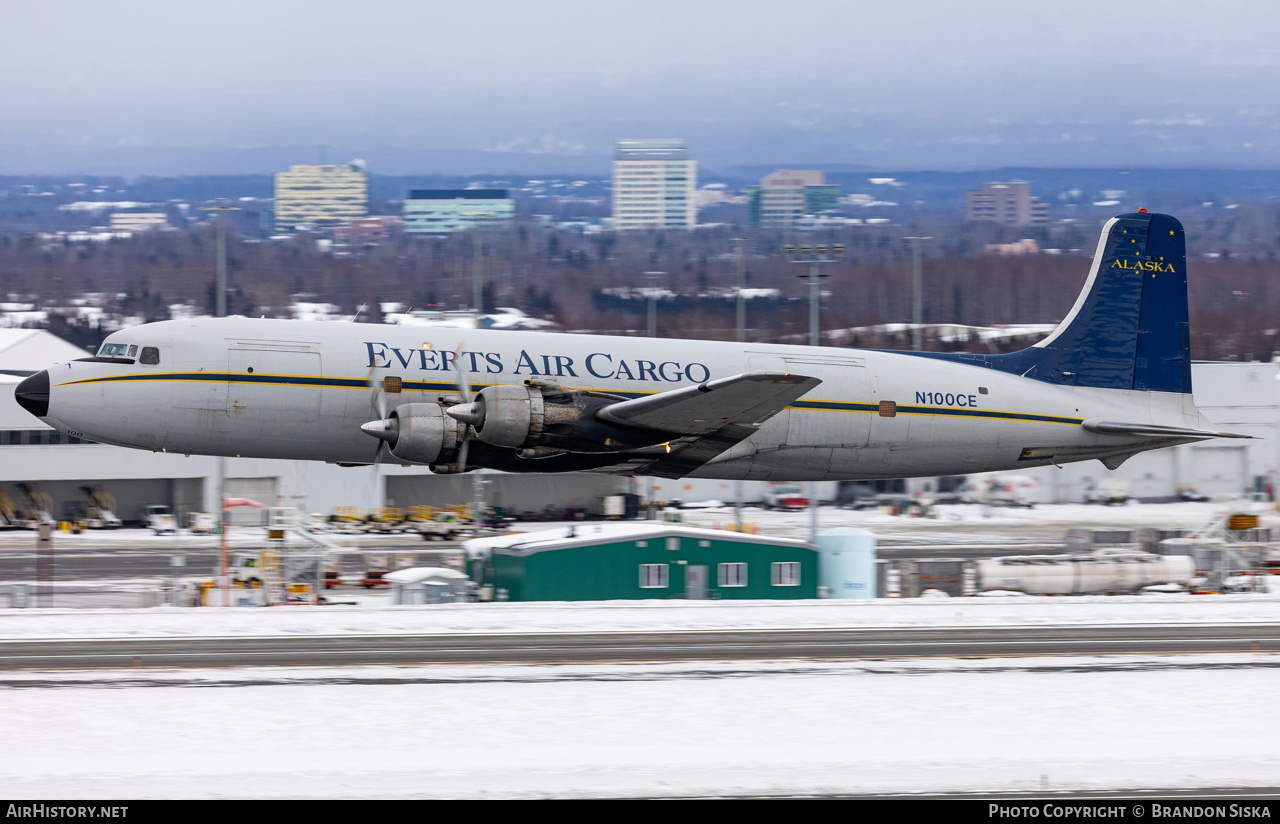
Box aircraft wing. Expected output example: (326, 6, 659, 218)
(595, 371, 820, 479)
(596, 370, 820, 435)
(1082, 420, 1254, 440)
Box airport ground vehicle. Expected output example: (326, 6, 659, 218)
(412, 511, 473, 541)
(0, 491, 18, 530)
(62, 486, 123, 529)
(143, 504, 177, 534)
(229, 553, 265, 587)
(188, 512, 217, 533)
(763, 484, 810, 510)
(17, 483, 55, 527)
(365, 507, 407, 533)
(60, 501, 123, 529)
(1084, 478, 1131, 505)
(958, 475, 1037, 507)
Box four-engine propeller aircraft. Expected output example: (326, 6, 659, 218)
(14, 212, 1247, 481)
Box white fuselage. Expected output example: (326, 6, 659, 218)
(39, 317, 1206, 481)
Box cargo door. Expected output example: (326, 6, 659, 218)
(226, 344, 322, 423)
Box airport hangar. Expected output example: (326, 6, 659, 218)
(0, 327, 1277, 519)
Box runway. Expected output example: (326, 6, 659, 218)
(3, 623, 1277, 670)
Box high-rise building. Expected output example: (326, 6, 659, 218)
(965, 181, 1049, 226)
(611, 139, 696, 230)
(274, 164, 368, 230)
(402, 190, 514, 234)
(747, 170, 841, 229)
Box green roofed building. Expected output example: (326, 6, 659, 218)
(465, 523, 818, 601)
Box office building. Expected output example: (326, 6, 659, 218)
(611, 139, 696, 230)
(334, 216, 403, 245)
(747, 170, 841, 229)
(274, 164, 369, 230)
(109, 212, 168, 232)
(965, 182, 1049, 226)
(402, 190, 513, 234)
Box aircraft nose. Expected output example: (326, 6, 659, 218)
(14, 370, 50, 418)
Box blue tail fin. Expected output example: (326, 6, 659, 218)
(912, 212, 1191, 393)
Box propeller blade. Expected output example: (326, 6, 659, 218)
(364, 367, 392, 461)
(452, 342, 470, 403)
(456, 430, 470, 471)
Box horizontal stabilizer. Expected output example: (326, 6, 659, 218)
(1082, 420, 1253, 440)
(597, 370, 820, 435)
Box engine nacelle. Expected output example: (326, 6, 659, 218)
(383, 403, 466, 465)
(460, 383, 669, 453)
(471, 384, 545, 448)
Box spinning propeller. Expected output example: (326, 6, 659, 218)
(358, 367, 398, 463)
(445, 342, 479, 470)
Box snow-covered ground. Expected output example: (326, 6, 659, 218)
(1, 589, 1278, 640)
(676, 500, 1277, 544)
(2, 655, 1278, 798)
(3, 496, 1277, 799)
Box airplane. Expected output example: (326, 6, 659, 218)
(13, 211, 1247, 482)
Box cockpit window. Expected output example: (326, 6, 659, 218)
(139, 347, 160, 365)
(127, 345, 138, 358)
(99, 343, 130, 357)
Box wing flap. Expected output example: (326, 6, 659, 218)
(1082, 420, 1254, 440)
(596, 370, 820, 435)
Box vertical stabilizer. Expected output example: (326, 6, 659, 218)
(905, 212, 1191, 393)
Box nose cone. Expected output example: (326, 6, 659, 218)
(14, 370, 49, 419)
(446, 401, 484, 427)
(360, 418, 398, 443)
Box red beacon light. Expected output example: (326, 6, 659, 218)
(1138, 208, 1148, 213)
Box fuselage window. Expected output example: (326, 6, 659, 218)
(99, 343, 130, 357)
(140, 347, 160, 365)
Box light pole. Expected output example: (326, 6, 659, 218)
(644, 270, 663, 338)
(903, 236, 932, 351)
(781, 242, 845, 543)
(643, 271, 664, 519)
(734, 240, 747, 530)
(203, 203, 238, 606)
(471, 222, 488, 527)
(472, 221, 485, 316)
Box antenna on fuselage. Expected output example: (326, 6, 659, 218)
(353, 303, 367, 323)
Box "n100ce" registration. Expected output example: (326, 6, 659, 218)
(915, 391, 978, 408)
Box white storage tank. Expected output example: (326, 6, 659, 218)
(817, 527, 876, 599)
(976, 550, 1194, 595)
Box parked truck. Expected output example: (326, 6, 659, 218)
(412, 511, 473, 542)
(142, 504, 177, 534)
(762, 484, 810, 510)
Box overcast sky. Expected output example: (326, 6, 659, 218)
(4, 0, 1280, 174)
